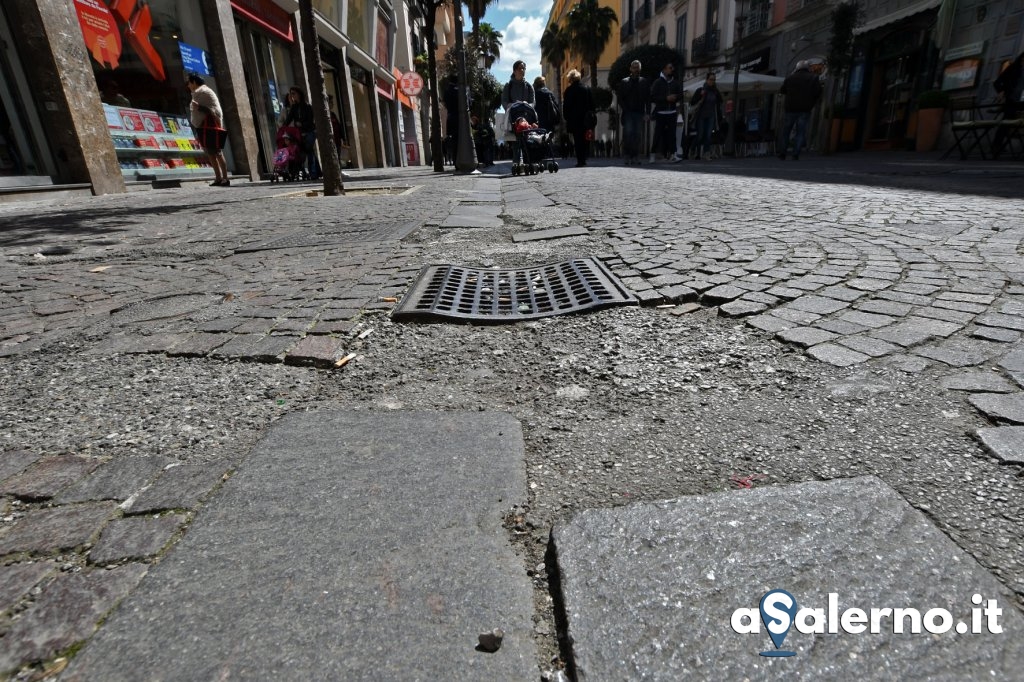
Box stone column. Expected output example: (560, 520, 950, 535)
(199, 0, 261, 180)
(11, 0, 125, 194)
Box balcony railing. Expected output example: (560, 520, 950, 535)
(655, 0, 669, 11)
(744, 3, 771, 34)
(635, 1, 652, 26)
(691, 29, 720, 62)
(620, 19, 634, 42)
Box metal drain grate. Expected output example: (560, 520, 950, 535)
(392, 258, 637, 322)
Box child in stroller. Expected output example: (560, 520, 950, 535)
(271, 125, 304, 182)
(505, 101, 558, 175)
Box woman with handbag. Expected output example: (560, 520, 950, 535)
(186, 73, 229, 186)
(562, 69, 596, 167)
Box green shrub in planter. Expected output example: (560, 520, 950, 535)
(917, 89, 950, 109)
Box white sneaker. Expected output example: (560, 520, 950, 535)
(670, 153, 683, 163)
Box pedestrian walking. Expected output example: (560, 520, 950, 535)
(186, 73, 229, 186)
(533, 76, 561, 132)
(562, 69, 595, 167)
(690, 73, 723, 160)
(778, 61, 822, 160)
(992, 52, 1023, 159)
(650, 62, 682, 162)
(501, 60, 535, 111)
(617, 60, 650, 165)
(282, 86, 320, 179)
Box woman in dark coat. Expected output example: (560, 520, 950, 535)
(562, 69, 595, 167)
(283, 86, 320, 179)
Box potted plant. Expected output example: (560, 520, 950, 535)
(915, 89, 950, 152)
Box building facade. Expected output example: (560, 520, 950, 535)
(0, 0, 430, 195)
(610, 0, 1023, 151)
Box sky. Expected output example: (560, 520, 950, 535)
(471, 0, 553, 83)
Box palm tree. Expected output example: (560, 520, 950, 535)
(565, 0, 618, 89)
(466, 0, 497, 40)
(469, 22, 502, 69)
(540, 22, 570, 101)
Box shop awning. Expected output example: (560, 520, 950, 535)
(854, 0, 941, 35)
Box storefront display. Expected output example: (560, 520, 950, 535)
(104, 103, 213, 180)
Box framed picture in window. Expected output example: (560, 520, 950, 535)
(941, 58, 982, 91)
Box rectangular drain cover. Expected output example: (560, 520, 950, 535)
(392, 258, 637, 322)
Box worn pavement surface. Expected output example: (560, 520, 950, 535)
(1, 152, 1023, 680)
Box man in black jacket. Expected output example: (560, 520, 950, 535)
(778, 61, 822, 160)
(649, 62, 681, 162)
(617, 60, 650, 165)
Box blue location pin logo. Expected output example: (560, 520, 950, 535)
(759, 589, 798, 657)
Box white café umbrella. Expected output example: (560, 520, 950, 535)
(681, 69, 785, 97)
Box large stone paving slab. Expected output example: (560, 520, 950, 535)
(552, 477, 1024, 681)
(64, 411, 536, 681)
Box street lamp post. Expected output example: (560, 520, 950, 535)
(726, 0, 748, 156)
(452, 0, 479, 173)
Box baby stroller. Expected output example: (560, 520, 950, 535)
(270, 125, 305, 182)
(505, 101, 558, 175)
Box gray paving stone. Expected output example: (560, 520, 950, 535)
(913, 339, 998, 367)
(837, 336, 901, 358)
(765, 286, 803, 300)
(164, 332, 230, 357)
(968, 393, 1024, 424)
(787, 295, 849, 315)
(56, 455, 171, 504)
(974, 427, 1024, 464)
(771, 307, 821, 325)
(0, 565, 147, 676)
(0, 561, 56, 614)
(670, 302, 701, 316)
(441, 214, 503, 229)
(856, 299, 913, 317)
(818, 285, 866, 302)
(971, 327, 1020, 343)
(683, 279, 717, 292)
(0, 502, 118, 556)
(975, 313, 1024, 332)
(701, 285, 746, 305)
(209, 333, 265, 357)
(941, 371, 1016, 393)
(813, 318, 868, 335)
(876, 291, 932, 306)
(284, 335, 346, 367)
(93, 333, 183, 355)
(245, 334, 298, 362)
(65, 411, 536, 681)
(0, 455, 99, 501)
(887, 354, 932, 373)
(746, 314, 796, 333)
(88, 513, 186, 564)
(127, 461, 233, 514)
(552, 477, 1024, 681)
(913, 306, 976, 324)
(847, 277, 892, 292)
(647, 273, 689, 287)
(659, 284, 698, 303)
(806, 343, 870, 366)
(738, 291, 779, 306)
(776, 327, 838, 348)
(938, 291, 995, 305)
(870, 317, 962, 347)
(840, 310, 897, 328)
(998, 348, 1024, 373)
(718, 300, 768, 317)
(0, 450, 40, 485)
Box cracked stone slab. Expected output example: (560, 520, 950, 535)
(0, 450, 40, 485)
(941, 371, 1016, 393)
(869, 317, 962, 347)
(968, 393, 1024, 424)
(0, 455, 99, 501)
(0, 561, 56, 614)
(88, 513, 186, 564)
(125, 461, 233, 514)
(719, 300, 768, 317)
(64, 411, 536, 681)
(552, 477, 1024, 681)
(974, 427, 1024, 464)
(511, 226, 589, 242)
(806, 343, 870, 367)
(55, 455, 172, 504)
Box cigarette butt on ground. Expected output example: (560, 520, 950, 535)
(381, 296, 398, 303)
(334, 352, 357, 368)
(356, 328, 373, 340)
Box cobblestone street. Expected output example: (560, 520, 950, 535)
(1, 154, 1023, 679)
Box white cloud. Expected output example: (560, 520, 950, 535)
(494, 15, 546, 78)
